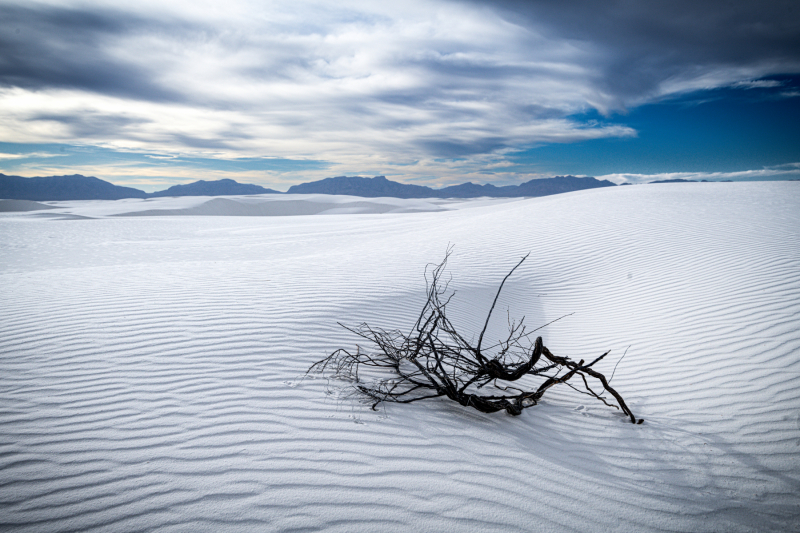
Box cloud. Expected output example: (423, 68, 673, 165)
(598, 163, 800, 185)
(731, 80, 785, 89)
(0, 151, 67, 161)
(0, 3, 189, 101)
(474, 0, 800, 107)
(0, 0, 798, 186)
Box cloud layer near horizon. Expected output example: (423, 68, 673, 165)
(1, 0, 798, 187)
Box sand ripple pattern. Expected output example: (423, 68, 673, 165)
(1, 182, 799, 532)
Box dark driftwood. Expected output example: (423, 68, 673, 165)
(308, 250, 641, 423)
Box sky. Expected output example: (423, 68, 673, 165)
(1, 0, 799, 192)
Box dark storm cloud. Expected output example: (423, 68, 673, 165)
(3, 1, 798, 114)
(516, 105, 565, 120)
(171, 134, 236, 151)
(29, 112, 151, 137)
(469, 0, 800, 105)
(415, 137, 508, 158)
(0, 3, 185, 101)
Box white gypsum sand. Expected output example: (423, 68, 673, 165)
(0, 193, 525, 219)
(1, 182, 798, 532)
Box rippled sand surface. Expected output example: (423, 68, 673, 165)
(2, 182, 799, 532)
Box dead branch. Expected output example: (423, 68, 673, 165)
(308, 249, 642, 423)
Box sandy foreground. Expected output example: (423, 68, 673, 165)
(1, 182, 799, 532)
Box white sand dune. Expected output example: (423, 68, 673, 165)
(1, 182, 799, 532)
(0, 193, 526, 219)
(0, 199, 57, 212)
(115, 195, 449, 217)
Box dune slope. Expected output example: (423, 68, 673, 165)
(1, 182, 798, 532)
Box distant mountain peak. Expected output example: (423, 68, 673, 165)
(147, 179, 281, 197)
(286, 174, 615, 199)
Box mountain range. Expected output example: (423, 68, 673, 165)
(0, 173, 615, 201)
(286, 175, 615, 198)
(0, 174, 148, 201)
